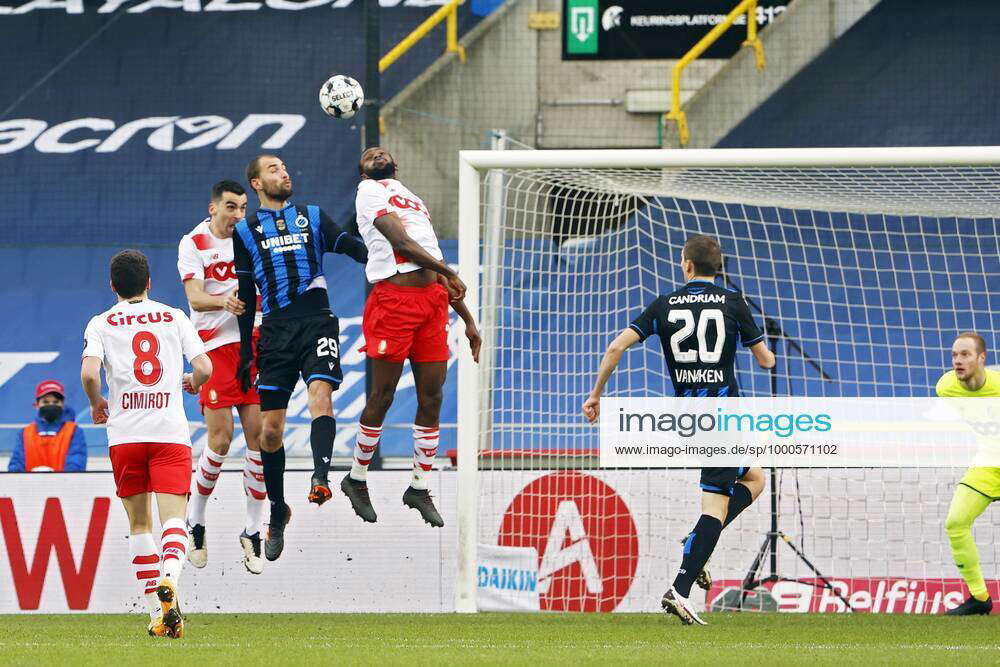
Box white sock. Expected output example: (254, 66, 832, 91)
(188, 447, 226, 526)
(351, 423, 382, 481)
(129, 533, 161, 620)
(411, 425, 439, 491)
(160, 518, 188, 585)
(243, 452, 266, 535)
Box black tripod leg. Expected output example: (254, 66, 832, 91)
(778, 533, 853, 611)
(739, 534, 772, 608)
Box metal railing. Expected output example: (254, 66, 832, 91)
(380, 0, 466, 73)
(665, 0, 766, 147)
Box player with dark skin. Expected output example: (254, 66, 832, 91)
(340, 148, 482, 527)
(358, 153, 476, 434)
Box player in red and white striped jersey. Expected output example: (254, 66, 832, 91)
(177, 180, 266, 575)
(81, 250, 212, 639)
(340, 147, 480, 528)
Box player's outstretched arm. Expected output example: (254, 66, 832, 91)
(80, 356, 108, 424)
(232, 232, 257, 390)
(320, 210, 368, 264)
(183, 278, 244, 314)
(583, 328, 641, 423)
(439, 277, 481, 362)
(749, 341, 776, 369)
(373, 212, 466, 300)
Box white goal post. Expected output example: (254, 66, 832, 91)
(455, 147, 1000, 614)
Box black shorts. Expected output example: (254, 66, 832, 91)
(256, 314, 342, 411)
(700, 467, 749, 496)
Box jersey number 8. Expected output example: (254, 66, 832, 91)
(132, 331, 163, 386)
(667, 308, 725, 364)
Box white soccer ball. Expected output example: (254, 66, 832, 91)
(319, 74, 364, 119)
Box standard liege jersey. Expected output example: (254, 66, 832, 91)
(630, 280, 765, 397)
(355, 178, 444, 283)
(177, 218, 261, 351)
(82, 298, 205, 447)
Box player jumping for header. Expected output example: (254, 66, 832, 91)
(81, 249, 212, 638)
(178, 180, 267, 575)
(583, 234, 775, 625)
(233, 155, 368, 561)
(938, 331, 999, 616)
(340, 147, 480, 528)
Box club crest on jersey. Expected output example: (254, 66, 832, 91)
(295, 214, 309, 229)
(277, 218, 287, 231)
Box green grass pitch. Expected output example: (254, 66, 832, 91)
(1, 613, 998, 665)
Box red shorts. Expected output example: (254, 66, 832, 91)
(361, 281, 450, 364)
(200, 340, 260, 410)
(109, 443, 192, 498)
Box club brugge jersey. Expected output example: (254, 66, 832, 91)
(629, 280, 765, 397)
(233, 203, 365, 317)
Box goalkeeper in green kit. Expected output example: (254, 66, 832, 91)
(937, 331, 1000, 615)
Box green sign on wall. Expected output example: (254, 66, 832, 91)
(565, 0, 598, 54)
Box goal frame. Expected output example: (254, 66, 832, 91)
(454, 146, 1000, 613)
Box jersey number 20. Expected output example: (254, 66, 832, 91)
(667, 309, 724, 363)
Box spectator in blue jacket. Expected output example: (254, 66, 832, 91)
(8, 380, 87, 472)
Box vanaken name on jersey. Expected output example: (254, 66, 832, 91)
(674, 368, 725, 384)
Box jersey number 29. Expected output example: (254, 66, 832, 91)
(667, 309, 724, 363)
(316, 337, 340, 359)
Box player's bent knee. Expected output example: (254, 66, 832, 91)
(369, 388, 396, 415)
(416, 389, 443, 412)
(944, 512, 971, 538)
(207, 432, 233, 456)
(260, 425, 284, 453)
(741, 468, 766, 498)
(307, 392, 333, 416)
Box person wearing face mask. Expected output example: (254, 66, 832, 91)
(8, 380, 87, 472)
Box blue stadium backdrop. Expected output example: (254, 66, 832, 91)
(0, 0, 485, 460)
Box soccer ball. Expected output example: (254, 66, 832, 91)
(319, 74, 364, 119)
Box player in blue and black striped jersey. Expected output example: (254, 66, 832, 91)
(233, 154, 367, 562)
(583, 234, 775, 625)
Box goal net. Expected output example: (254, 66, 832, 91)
(454, 148, 1000, 615)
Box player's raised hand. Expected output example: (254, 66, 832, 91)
(182, 372, 198, 394)
(582, 395, 600, 423)
(465, 323, 482, 363)
(222, 289, 245, 315)
(91, 397, 109, 424)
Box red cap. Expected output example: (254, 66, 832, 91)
(35, 379, 65, 400)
